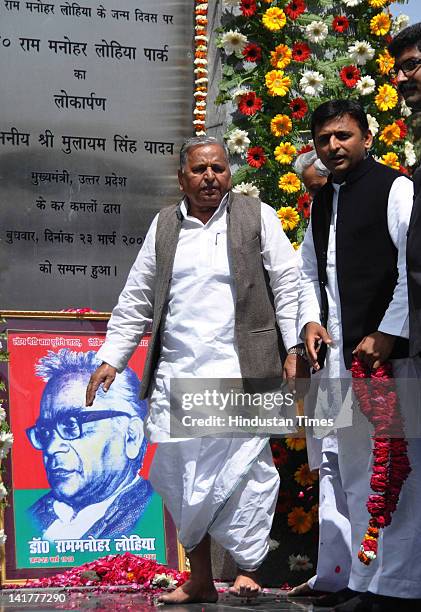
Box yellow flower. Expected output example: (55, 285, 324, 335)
(379, 122, 401, 146)
(270, 114, 292, 137)
(375, 84, 398, 111)
(286, 437, 306, 451)
(288, 507, 313, 534)
(380, 152, 400, 170)
(277, 206, 300, 231)
(368, 0, 388, 7)
(291, 241, 300, 250)
(262, 7, 286, 32)
(376, 49, 395, 75)
(278, 172, 301, 194)
(370, 13, 391, 37)
(274, 142, 297, 164)
(294, 463, 318, 486)
(265, 70, 291, 97)
(270, 44, 292, 70)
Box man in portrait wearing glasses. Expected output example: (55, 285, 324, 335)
(389, 24, 421, 367)
(26, 349, 153, 541)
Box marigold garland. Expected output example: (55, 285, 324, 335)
(194, 1, 209, 135)
(351, 358, 411, 565)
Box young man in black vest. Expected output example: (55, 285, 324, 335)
(389, 24, 421, 363)
(299, 100, 421, 611)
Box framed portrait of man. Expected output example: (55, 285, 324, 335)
(0, 313, 183, 583)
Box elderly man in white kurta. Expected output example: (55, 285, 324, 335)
(86, 136, 306, 604)
(299, 100, 421, 611)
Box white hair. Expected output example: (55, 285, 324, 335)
(294, 150, 329, 178)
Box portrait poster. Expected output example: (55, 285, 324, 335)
(1, 316, 179, 581)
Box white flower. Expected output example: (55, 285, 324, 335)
(355, 75, 376, 96)
(195, 35, 208, 43)
(392, 14, 410, 35)
(0, 530, 7, 545)
(268, 538, 280, 551)
(0, 482, 7, 501)
(220, 30, 248, 57)
(367, 114, 379, 137)
(233, 182, 260, 198)
(300, 70, 324, 96)
(288, 554, 314, 571)
(0, 431, 14, 450)
(223, 0, 240, 6)
(0, 407, 6, 422)
(152, 573, 178, 588)
(341, 0, 362, 6)
(226, 128, 250, 154)
(305, 21, 328, 44)
(232, 87, 251, 102)
(401, 99, 412, 118)
(404, 141, 417, 166)
(196, 3, 208, 10)
(348, 41, 375, 66)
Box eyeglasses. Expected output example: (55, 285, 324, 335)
(394, 57, 421, 77)
(26, 410, 132, 450)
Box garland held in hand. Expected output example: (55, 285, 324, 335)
(194, 1, 209, 135)
(351, 357, 411, 565)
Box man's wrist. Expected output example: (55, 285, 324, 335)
(287, 343, 308, 360)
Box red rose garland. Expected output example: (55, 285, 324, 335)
(351, 358, 411, 565)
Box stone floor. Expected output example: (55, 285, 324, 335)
(0, 587, 326, 611)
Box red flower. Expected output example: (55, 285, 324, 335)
(285, 0, 306, 20)
(292, 42, 311, 62)
(238, 91, 263, 116)
(297, 143, 313, 155)
(240, 0, 257, 18)
(399, 165, 409, 175)
(332, 15, 349, 33)
(340, 65, 361, 88)
(247, 146, 267, 168)
(289, 97, 308, 119)
(242, 42, 262, 63)
(271, 441, 288, 466)
(396, 119, 408, 138)
(297, 192, 311, 218)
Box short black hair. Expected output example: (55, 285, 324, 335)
(389, 22, 421, 58)
(311, 99, 369, 140)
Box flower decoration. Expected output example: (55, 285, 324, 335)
(340, 65, 361, 88)
(285, 0, 307, 20)
(217, 0, 410, 248)
(247, 146, 267, 168)
(193, 1, 209, 135)
(232, 181, 260, 197)
(380, 152, 400, 169)
(288, 554, 314, 571)
(238, 91, 263, 116)
(274, 142, 297, 164)
(288, 507, 313, 534)
(332, 15, 350, 33)
(294, 463, 318, 486)
(262, 7, 287, 31)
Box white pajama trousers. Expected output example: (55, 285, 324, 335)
(149, 436, 280, 571)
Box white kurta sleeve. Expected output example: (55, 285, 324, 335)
(378, 175, 414, 339)
(260, 203, 299, 351)
(298, 217, 322, 339)
(96, 214, 158, 371)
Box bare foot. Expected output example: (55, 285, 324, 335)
(229, 571, 261, 599)
(158, 579, 218, 605)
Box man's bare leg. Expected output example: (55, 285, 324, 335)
(158, 534, 218, 604)
(229, 569, 261, 598)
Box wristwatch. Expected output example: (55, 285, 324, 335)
(287, 344, 308, 360)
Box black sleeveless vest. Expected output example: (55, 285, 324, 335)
(311, 156, 409, 369)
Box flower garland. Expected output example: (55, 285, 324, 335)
(351, 357, 411, 565)
(194, 1, 209, 135)
(0, 321, 13, 549)
(4, 553, 189, 591)
(217, 0, 412, 244)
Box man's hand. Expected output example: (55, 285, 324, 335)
(86, 363, 117, 406)
(352, 331, 396, 370)
(304, 322, 332, 371)
(283, 354, 310, 396)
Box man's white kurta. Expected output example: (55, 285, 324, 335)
(97, 194, 299, 568)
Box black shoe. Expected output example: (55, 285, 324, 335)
(334, 592, 421, 612)
(313, 588, 362, 608)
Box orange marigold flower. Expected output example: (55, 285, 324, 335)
(294, 463, 318, 486)
(285, 437, 306, 451)
(288, 507, 314, 534)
